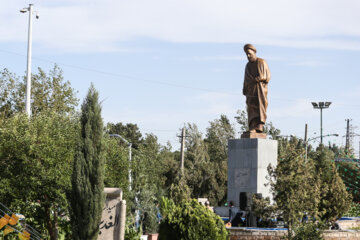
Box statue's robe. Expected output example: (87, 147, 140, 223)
(243, 58, 271, 130)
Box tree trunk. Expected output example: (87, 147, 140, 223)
(45, 205, 59, 240)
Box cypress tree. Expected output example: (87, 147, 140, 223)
(313, 145, 351, 222)
(70, 84, 105, 240)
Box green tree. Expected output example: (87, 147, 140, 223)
(269, 138, 352, 238)
(0, 65, 78, 121)
(345, 202, 360, 217)
(169, 175, 191, 205)
(183, 123, 210, 201)
(204, 115, 235, 205)
(0, 65, 79, 239)
(0, 68, 23, 121)
(133, 134, 168, 234)
(234, 109, 248, 134)
(312, 146, 351, 222)
(263, 121, 281, 139)
(161, 142, 179, 192)
(336, 161, 360, 202)
(106, 122, 144, 149)
(0, 111, 78, 240)
(251, 195, 277, 227)
(182, 116, 235, 206)
(329, 143, 349, 158)
(268, 137, 320, 239)
(103, 136, 129, 193)
(26, 65, 78, 115)
(70, 85, 105, 240)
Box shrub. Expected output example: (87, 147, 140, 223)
(159, 197, 228, 240)
(251, 195, 277, 227)
(345, 202, 360, 217)
(125, 225, 141, 240)
(292, 222, 324, 240)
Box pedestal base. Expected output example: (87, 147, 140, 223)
(241, 132, 267, 139)
(227, 138, 277, 206)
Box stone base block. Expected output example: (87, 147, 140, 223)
(227, 138, 277, 206)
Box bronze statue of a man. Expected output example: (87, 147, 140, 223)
(243, 44, 271, 133)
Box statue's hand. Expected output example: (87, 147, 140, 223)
(255, 76, 261, 83)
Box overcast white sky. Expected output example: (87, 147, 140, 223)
(1, 0, 360, 154)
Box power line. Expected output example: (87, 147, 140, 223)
(4, 48, 360, 107)
(0, 49, 241, 95)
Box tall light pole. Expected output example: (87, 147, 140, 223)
(109, 134, 132, 191)
(20, 4, 39, 117)
(311, 102, 331, 145)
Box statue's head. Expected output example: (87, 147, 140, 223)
(243, 44, 257, 62)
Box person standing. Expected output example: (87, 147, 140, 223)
(229, 201, 242, 227)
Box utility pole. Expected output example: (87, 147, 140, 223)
(345, 119, 350, 154)
(350, 124, 357, 154)
(305, 123, 308, 161)
(180, 127, 186, 175)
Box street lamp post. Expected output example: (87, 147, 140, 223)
(20, 4, 39, 117)
(109, 134, 132, 191)
(311, 102, 332, 145)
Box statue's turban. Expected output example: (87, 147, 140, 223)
(243, 44, 257, 53)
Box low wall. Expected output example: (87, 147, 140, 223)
(229, 228, 286, 240)
(337, 217, 360, 230)
(228, 228, 360, 240)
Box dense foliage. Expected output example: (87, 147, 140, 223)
(292, 222, 324, 240)
(345, 202, 360, 217)
(336, 161, 360, 202)
(0, 112, 78, 239)
(70, 85, 105, 240)
(268, 137, 319, 228)
(251, 196, 276, 227)
(0, 65, 78, 121)
(183, 115, 235, 206)
(158, 197, 228, 240)
(0, 66, 78, 240)
(311, 145, 351, 222)
(1, 65, 357, 239)
(268, 137, 351, 239)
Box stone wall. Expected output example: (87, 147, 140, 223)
(323, 231, 360, 240)
(229, 228, 286, 240)
(337, 218, 360, 230)
(228, 228, 360, 240)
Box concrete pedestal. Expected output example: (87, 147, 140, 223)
(227, 138, 277, 206)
